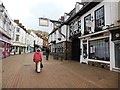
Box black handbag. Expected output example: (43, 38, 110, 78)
(40, 63, 43, 68)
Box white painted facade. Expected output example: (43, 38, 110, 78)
(28, 31, 43, 52)
(77, 1, 120, 71)
(49, 24, 70, 43)
(29, 31, 35, 52)
(0, 1, 43, 56)
(0, 1, 13, 58)
(25, 32, 30, 53)
(38, 37, 43, 48)
(0, 7, 12, 40)
(48, 25, 68, 51)
(11, 22, 27, 54)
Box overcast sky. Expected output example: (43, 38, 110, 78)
(2, 0, 81, 33)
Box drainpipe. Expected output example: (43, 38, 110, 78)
(66, 25, 68, 60)
(34, 40, 35, 52)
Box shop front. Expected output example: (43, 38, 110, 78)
(80, 31, 110, 69)
(0, 34, 11, 58)
(110, 27, 120, 70)
(0, 41, 4, 60)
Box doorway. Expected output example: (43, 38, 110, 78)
(72, 38, 80, 61)
(115, 43, 120, 68)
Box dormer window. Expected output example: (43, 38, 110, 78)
(75, 2, 84, 13)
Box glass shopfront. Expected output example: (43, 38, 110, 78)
(89, 38, 110, 61)
(0, 41, 4, 60)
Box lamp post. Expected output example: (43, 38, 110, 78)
(34, 40, 35, 52)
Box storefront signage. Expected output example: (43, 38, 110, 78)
(0, 34, 11, 44)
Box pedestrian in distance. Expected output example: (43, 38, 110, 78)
(33, 48, 43, 73)
(46, 47, 50, 61)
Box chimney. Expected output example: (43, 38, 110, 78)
(61, 16, 64, 21)
(19, 23, 22, 27)
(14, 20, 19, 24)
(22, 26, 24, 29)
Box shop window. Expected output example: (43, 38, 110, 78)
(16, 47, 18, 52)
(83, 44, 87, 59)
(89, 38, 110, 61)
(0, 41, 4, 59)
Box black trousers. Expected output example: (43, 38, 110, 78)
(46, 54, 49, 60)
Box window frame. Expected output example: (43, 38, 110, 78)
(16, 34, 20, 41)
(94, 5, 105, 29)
(84, 14, 91, 35)
(88, 38, 110, 61)
(16, 27, 20, 33)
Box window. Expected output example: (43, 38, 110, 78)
(78, 20, 81, 29)
(89, 38, 110, 61)
(16, 35, 19, 41)
(95, 6, 105, 32)
(84, 14, 91, 35)
(16, 27, 20, 32)
(74, 21, 78, 32)
(54, 32, 56, 40)
(56, 43, 64, 53)
(69, 23, 74, 37)
(69, 20, 81, 37)
(58, 30, 62, 40)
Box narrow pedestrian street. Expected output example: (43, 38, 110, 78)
(2, 53, 118, 88)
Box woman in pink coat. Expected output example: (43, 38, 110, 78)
(33, 48, 43, 73)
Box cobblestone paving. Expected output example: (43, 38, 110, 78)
(2, 53, 119, 88)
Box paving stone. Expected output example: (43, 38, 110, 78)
(2, 53, 119, 88)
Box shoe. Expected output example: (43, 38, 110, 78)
(37, 71, 40, 73)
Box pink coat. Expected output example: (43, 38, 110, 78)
(33, 52, 42, 62)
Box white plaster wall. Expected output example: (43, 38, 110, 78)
(80, 39, 83, 63)
(19, 28, 26, 44)
(109, 34, 115, 71)
(29, 32, 34, 47)
(79, 1, 119, 68)
(80, 1, 119, 35)
(0, 14, 3, 31)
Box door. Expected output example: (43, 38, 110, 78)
(83, 44, 87, 59)
(72, 38, 80, 61)
(115, 43, 120, 68)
